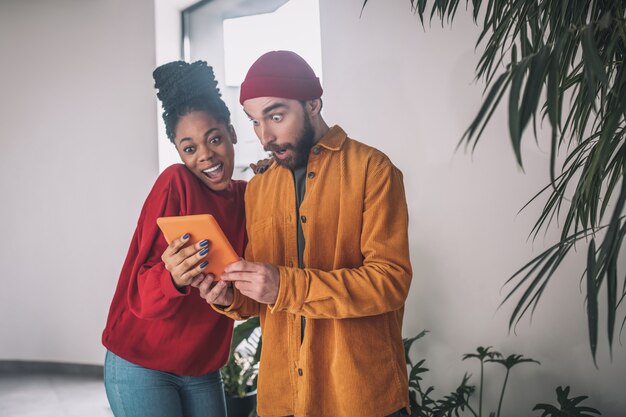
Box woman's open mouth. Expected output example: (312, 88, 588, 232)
(202, 163, 224, 180)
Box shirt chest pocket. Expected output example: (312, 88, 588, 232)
(247, 217, 286, 264)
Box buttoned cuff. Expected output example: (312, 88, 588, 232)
(270, 266, 304, 313)
(211, 288, 246, 320)
(223, 287, 244, 312)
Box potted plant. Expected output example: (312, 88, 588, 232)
(222, 317, 261, 417)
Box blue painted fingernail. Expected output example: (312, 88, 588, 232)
(199, 248, 209, 256)
(199, 261, 208, 268)
(183, 233, 190, 239)
(199, 239, 209, 247)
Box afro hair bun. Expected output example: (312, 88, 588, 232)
(153, 60, 220, 112)
(153, 60, 231, 141)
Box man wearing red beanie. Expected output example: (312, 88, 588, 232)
(197, 50, 412, 417)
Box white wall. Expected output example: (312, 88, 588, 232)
(0, 0, 157, 364)
(318, 1, 625, 415)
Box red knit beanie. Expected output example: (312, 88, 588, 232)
(239, 50, 323, 104)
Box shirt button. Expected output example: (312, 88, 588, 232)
(297, 368, 303, 376)
(307, 171, 315, 179)
(300, 215, 307, 223)
(288, 260, 293, 267)
(312, 147, 320, 155)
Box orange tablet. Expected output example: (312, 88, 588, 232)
(156, 214, 239, 279)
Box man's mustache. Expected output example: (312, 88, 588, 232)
(264, 143, 295, 153)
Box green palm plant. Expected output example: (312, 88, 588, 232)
(362, 0, 626, 361)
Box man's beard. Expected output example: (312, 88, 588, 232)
(264, 115, 315, 170)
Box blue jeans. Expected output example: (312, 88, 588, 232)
(104, 350, 227, 417)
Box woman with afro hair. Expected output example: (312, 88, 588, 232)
(102, 60, 246, 417)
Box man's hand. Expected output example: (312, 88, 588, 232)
(221, 260, 280, 304)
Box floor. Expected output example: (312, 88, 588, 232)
(0, 372, 112, 417)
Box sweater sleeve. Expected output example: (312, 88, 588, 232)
(125, 168, 193, 320)
(270, 159, 412, 319)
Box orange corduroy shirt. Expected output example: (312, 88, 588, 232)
(220, 125, 412, 417)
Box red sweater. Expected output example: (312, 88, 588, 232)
(102, 164, 246, 376)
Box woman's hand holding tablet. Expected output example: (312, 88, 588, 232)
(157, 214, 239, 288)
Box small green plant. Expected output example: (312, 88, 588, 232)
(486, 354, 540, 417)
(533, 386, 602, 417)
(405, 330, 477, 416)
(404, 331, 597, 417)
(222, 317, 261, 398)
(462, 346, 502, 417)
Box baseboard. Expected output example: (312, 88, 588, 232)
(0, 360, 103, 378)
